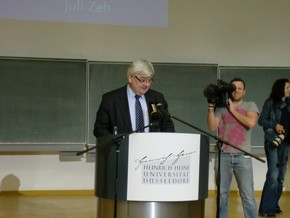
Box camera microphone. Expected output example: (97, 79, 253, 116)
(219, 83, 236, 92)
(217, 79, 236, 92)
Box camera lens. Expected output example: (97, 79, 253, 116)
(272, 133, 285, 147)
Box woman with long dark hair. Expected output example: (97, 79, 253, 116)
(258, 79, 290, 217)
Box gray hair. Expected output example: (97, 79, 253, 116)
(127, 59, 155, 77)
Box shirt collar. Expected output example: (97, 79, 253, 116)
(127, 85, 144, 99)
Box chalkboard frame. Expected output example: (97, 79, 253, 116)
(0, 56, 87, 151)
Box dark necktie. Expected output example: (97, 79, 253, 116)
(135, 95, 144, 132)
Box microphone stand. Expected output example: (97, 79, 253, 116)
(158, 109, 265, 218)
(76, 123, 153, 218)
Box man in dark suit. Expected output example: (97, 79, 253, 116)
(94, 59, 175, 199)
(94, 59, 175, 137)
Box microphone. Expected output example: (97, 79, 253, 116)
(150, 103, 160, 121)
(156, 103, 171, 121)
(150, 103, 160, 131)
(113, 126, 118, 135)
(136, 123, 155, 132)
(217, 79, 236, 92)
(156, 103, 165, 113)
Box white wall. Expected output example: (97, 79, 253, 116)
(1, 0, 290, 191)
(0, 154, 95, 191)
(1, 0, 290, 66)
(1, 153, 288, 191)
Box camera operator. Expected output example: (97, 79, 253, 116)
(207, 78, 259, 218)
(258, 79, 290, 217)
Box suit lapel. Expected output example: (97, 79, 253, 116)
(117, 87, 132, 130)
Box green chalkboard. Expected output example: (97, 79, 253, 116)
(88, 61, 218, 145)
(0, 57, 86, 151)
(219, 66, 290, 148)
(0, 58, 218, 151)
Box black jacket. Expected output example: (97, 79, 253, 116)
(93, 85, 175, 137)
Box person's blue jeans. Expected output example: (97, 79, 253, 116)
(258, 140, 288, 215)
(215, 153, 258, 218)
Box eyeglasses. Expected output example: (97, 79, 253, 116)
(135, 76, 154, 84)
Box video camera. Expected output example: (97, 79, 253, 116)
(203, 79, 236, 108)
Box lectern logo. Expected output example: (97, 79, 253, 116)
(134, 150, 195, 185)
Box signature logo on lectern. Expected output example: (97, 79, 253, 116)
(134, 150, 196, 170)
